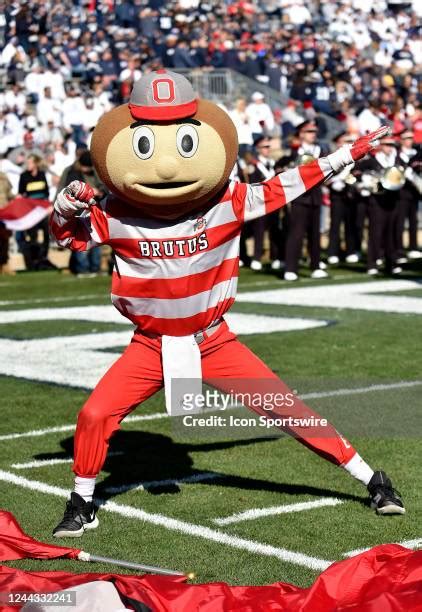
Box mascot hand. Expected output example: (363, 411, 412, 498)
(327, 125, 390, 172)
(350, 126, 390, 161)
(54, 181, 96, 218)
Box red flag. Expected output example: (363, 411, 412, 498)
(0, 511, 80, 561)
(1, 512, 422, 611)
(0, 197, 51, 231)
(1, 546, 422, 611)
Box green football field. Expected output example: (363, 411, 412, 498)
(0, 264, 421, 588)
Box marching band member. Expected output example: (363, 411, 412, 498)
(283, 121, 329, 281)
(248, 137, 282, 271)
(396, 129, 421, 261)
(326, 131, 361, 265)
(363, 134, 402, 276)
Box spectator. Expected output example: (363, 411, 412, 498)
(36, 86, 61, 126)
(229, 98, 254, 156)
(62, 88, 87, 147)
(38, 120, 63, 146)
(357, 99, 384, 135)
(7, 131, 43, 165)
(4, 83, 26, 116)
(246, 92, 275, 141)
(17, 154, 52, 271)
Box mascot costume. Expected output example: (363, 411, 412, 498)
(50, 71, 404, 537)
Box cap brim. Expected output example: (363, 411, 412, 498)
(128, 99, 198, 121)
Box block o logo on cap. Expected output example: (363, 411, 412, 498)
(129, 70, 198, 121)
(152, 78, 176, 104)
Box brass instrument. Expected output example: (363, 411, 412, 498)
(296, 153, 316, 166)
(380, 165, 406, 191)
(356, 172, 379, 196)
(356, 165, 405, 196)
(344, 172, 357, 186)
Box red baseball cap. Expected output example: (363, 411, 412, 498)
(128, 70, 198, 121)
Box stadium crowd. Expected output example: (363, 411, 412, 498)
(0, 0, 420, 277)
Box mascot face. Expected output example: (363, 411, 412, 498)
(90, 71, 238, 216)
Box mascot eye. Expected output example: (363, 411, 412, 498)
(176, 125, 198, 158)
(132, 126, 155, 160)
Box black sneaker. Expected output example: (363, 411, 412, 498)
(53, 492, 99, 537)
(368, 471, 405, 515)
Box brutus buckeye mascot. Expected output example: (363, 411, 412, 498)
(51, 71, 404, 537)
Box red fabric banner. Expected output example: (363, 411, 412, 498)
(1, 546, 422, 611)
(0, 511, 80, 561)
(0, 197, 51, 221)
(1, 512, 422, 611)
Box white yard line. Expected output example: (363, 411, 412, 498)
(11, 451, 123, 470)
(0, 294, 105, 306)
(300, 380, 422, 400)
(105, 471, 224, 494)
(213, 497, 344, 526)
(0, 423, 76, 441)
(1, 379, 420, 443)
(0, 412, 167, 441)
(0, 469, 332, 571)
(343, 538, 422, 558)
(399, 539, 422, 549)
(238, 273, 364, 290)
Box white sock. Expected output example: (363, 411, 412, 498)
(343, 453, 374, 486)
(74, 476, 96, 502)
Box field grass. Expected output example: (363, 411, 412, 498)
(0, 265, 421, 589)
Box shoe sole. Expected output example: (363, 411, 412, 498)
(53, 516, 99, 538)
(376, 504, 406, 515)
(371, 501, 406, 515)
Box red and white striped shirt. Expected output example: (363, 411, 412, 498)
(50, 158, 335, 336)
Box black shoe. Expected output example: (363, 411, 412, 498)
(367, 471, 405, 515)
(53, 492, 99, 537)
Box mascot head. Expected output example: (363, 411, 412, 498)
(90, 70, 238, 217)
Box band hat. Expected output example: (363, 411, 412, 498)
(398, 129, 414, 139)
(254, 135, 271, 147)
(128, 70, 198, 121)
(379, 134, 398, 145)
(296, 120, 317, 134)
(332, 130, 354, 143)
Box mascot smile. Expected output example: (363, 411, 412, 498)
(50, 71, 404, 539)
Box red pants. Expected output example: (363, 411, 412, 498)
(73, 322, 356, 477)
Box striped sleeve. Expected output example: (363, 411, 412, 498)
(232, 156, 335, 222)
(49, 200, 109, 252)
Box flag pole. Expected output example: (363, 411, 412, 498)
(78, 551, 195, 579)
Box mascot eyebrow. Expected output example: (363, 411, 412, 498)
(130, 118, 202, 129)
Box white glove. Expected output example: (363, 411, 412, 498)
(54, 181, 96, 219)
(327, 126, 391, 172)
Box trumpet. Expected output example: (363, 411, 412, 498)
(379, 165, 406, 191)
